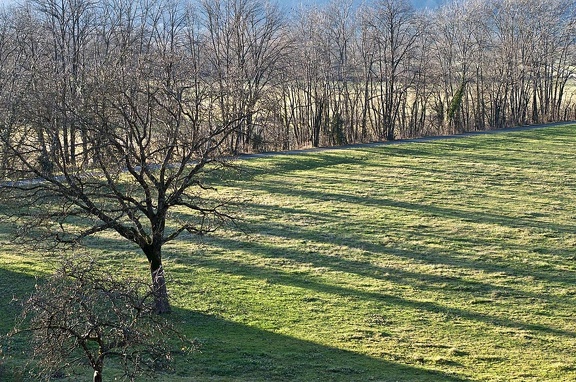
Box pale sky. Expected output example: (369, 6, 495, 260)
(0, 0, 445, 9)
(282, 0, 444, 8)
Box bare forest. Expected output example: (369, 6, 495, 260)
(0, 0, 575, 168)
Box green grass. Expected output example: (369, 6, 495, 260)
(2, 125, 576, 381)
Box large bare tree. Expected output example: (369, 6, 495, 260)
(1, 0, 246, 314)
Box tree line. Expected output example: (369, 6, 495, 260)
(0, 0, 575, 172)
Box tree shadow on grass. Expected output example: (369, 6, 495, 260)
(0, 267, 39, 381)
(231, 155, 576, 289)
(0, 267, 37, 334)
(241, 175, 576, 236)
(233, 200, 575, 288)
(0, 267, 470, 382)
(178, 244, 576, 341)
(170, 308, 470, 382)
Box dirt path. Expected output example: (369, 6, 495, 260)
(238, 121, 575, 160)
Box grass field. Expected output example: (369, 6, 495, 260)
(1, 125, 576, 381)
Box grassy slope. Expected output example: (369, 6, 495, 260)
(2, 125, 576, 381)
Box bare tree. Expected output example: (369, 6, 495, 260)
(1, 0, 244, 314)
(0, 8, 18, 179)
(200, 0, 288, 153)
(0, 4, 44, 179)
(32, 0, 96, 167)
(528, 0, 576, 122)
(9, 254, 192, 382)
(429, 0, 487, 133)
(290, 6, 332, 148)
(361, 0, 422, 140)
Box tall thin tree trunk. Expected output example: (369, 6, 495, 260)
(312, 99, 324, 148)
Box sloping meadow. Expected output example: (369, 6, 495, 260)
(2, 125, 576, 381)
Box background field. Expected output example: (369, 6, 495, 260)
(1, 125, 576, 381)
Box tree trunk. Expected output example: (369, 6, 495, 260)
(93, 369, 102, 382)
(151, 264, 171, 314)
(312, 99, 324, 148)
(144, 243, 171, 314)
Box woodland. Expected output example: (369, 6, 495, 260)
(0, 0, 574, 165)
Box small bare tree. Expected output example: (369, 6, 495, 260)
(9, 255, 192, 382)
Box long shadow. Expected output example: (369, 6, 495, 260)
(0, 268, 37, 334)
(359, 145, 572, 178)
(197, 230, 576, 338)
(80, 207, 572, 320)
(236, 185, 576, 275)
(77, 208, 574, 333)
(0, 267, 38, 381)
(231, 151, 366, 182)
(235, 125, 572, 178)
(178, 249, 576, 340)
(170, 307, 470, 382)
(205, 217, 558, 301)
(244, 200, 576, 293)
(241, 174, 576, 236)
(243, 197, 575, 253)
(0, 266, 470, 382)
